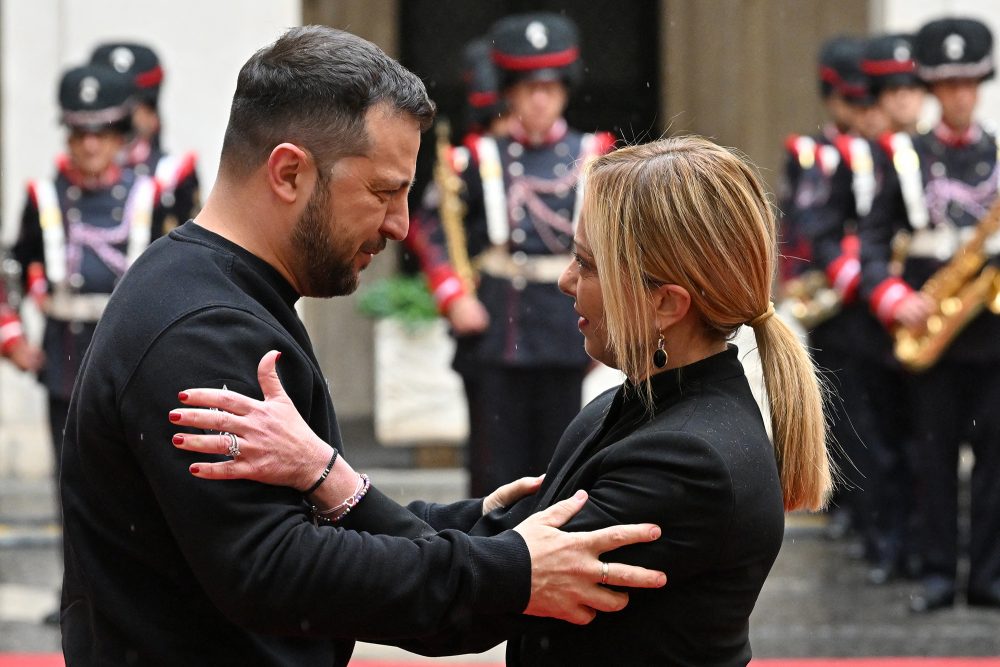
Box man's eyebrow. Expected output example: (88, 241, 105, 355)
(373, 177, 416, 191)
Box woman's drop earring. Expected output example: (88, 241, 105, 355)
(653, 333, 668, 369)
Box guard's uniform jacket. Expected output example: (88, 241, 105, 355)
(126, 135, 200, 232)
(410, 120, 614, 495)
(14, 156, 165, 401)
(860, 123, 1000, 362)
(419, 121, 613, 369)
(779, 127, 885, 358)
(779, 127, 846, 282)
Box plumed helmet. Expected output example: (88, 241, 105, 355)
(90, 42, 163, 108)
(913, 17, 994, 83)
(58, 64, 133, 133)
(862, 33, 921, 95)
(818, 36, 874, 105)
(463, 38, 506, 131)
(489, 12, 582, 89)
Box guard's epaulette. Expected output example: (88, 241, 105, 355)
(878, 132, 897, 158)
(447, 144, 471, 174)
(833, 134, 860, 167)
(54, 154, 72, 177)
(462, 132, 484, 166)
(785, 134, 817, 170)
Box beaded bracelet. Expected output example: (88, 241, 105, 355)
(304, 448, 339, 495)
(313, 473, 370, 524)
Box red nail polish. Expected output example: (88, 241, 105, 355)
(172, 434, 184, 445)
(169, 412, 181, 423)
(190, 465, 200, 474)
(178, 391, 189, 401)
(275, 351, 282, 362)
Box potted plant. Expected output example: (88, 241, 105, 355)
(356, 275, 468, 446)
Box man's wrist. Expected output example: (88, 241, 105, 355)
(303, 448, 338, 494)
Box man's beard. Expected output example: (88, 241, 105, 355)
(290, 179, 358, 298)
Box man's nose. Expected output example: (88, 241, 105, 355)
(381, 198, 409, 242)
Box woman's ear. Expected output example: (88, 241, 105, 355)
(651, 283, 692, 330)
(266, 143, 313, 204)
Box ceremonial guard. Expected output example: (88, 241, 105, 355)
(800, 34, 927, 586)
(13, 64, 166, 475)
(778, 36, 878, 547)
(90, 43, 200, 230)
(412, 13, 614, 496)
(859, 17, 1000, 612)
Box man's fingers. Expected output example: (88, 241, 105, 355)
(584, 522, 662, 554)
(524, 489, 588, 529)
(602, 561, 667, 589)
(563, 605, 599, 626)
(256, 350, 286, 401)
(583, 587, 630, 613)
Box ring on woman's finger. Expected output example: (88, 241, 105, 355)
(223, 432, 240, 458)
(600, 561, 609, 586)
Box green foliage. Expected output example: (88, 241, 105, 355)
(355, 275, 439, 329)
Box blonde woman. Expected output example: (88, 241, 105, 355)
(171, 136, 831, 665)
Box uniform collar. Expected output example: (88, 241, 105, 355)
(507, 117, 568, 147)
(933, 121, 982, 148)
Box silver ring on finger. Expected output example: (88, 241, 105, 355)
(600, 561, 609, 586)
(223, 432, 240, 458)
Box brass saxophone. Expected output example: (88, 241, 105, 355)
(433, 121, 476, 295)
(780, 270, 843, 330)
(894, 198, 1000, 372)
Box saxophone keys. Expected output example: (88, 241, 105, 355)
(939, 297, 963, 317)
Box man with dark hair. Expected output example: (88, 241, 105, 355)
(60, 26, 664, 665)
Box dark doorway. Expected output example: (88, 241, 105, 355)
(399, 0, 660, 251)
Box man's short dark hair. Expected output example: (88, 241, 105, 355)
(220, 25, 435, 178)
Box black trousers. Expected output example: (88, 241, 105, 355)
(909, 359, 1000, 594)
(464, 365, 587, 498)
(845, 359, 915, 567)
(811, 343, 877, 537)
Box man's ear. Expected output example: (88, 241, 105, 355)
(651, 283, 692, 331)
(266, 143, 313, 204)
